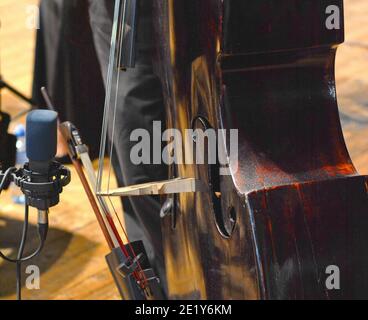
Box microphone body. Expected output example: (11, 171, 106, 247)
(24, 110, 62, 221)
(26, 109, 58, 174)
(0, 106, 71, 301)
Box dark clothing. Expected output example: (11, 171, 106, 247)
(33, 0, 167, 294)
(33, 0, 105, 160)
(88, 0, 167, 292)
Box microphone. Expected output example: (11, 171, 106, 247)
(25, 110, 58, 228)
(0, 109, 70, 300)
(26, 109, 58, 175)
(22, 110, 72, 230)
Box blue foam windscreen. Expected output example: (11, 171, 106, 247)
(26, 110, 58, 162)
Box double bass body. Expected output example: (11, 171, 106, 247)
(153, 0, 368, 299)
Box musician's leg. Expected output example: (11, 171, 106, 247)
(88, 0, 168, 294)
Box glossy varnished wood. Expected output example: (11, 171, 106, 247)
(153, 0, 368, 299)
(0, 0, 122, 300)
(1, 0, 368, 300)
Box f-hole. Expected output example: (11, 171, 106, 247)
(191, 116, 235, 238)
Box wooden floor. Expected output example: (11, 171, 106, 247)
(0, 0, 121, 300)
(1, 0, 368, 300)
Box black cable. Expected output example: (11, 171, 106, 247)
(0, 215, 48, 300)
(16, 204, 29, 300)
(0, 169, 49, 300)
(0, 221, 47, 263)
(0, 166, 15, 193)
(0, 236, 45, 263)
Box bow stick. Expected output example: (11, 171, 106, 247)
(41, 88, 162, 299)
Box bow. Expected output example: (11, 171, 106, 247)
(41, 83, 162, 300)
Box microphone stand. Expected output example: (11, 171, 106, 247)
(0, 21, 37, 121)
(0, 76, 36, 107)
(0, 76, 37, 121)
(0, 148, 71, 301)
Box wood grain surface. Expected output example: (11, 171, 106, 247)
(0, 0, 367, 299)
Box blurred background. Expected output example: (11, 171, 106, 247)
(0, 0, 367, 299)
(0, 0, 120, 300)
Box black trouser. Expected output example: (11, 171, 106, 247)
(33, 0, 105, 160)
(88, 0, 167, 293)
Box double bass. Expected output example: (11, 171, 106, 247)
(96, 0, 368, 299)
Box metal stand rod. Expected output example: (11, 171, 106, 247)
(0, 76, 36, 121)
(0, 78, 35, 106)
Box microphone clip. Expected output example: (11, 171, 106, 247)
(12, 161, 71, 211)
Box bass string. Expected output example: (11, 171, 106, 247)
(105, 79, 118, 194)
(107, 12, 150, 287)
(96, 0, 149, 289)
(96, 0, 122, 194)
